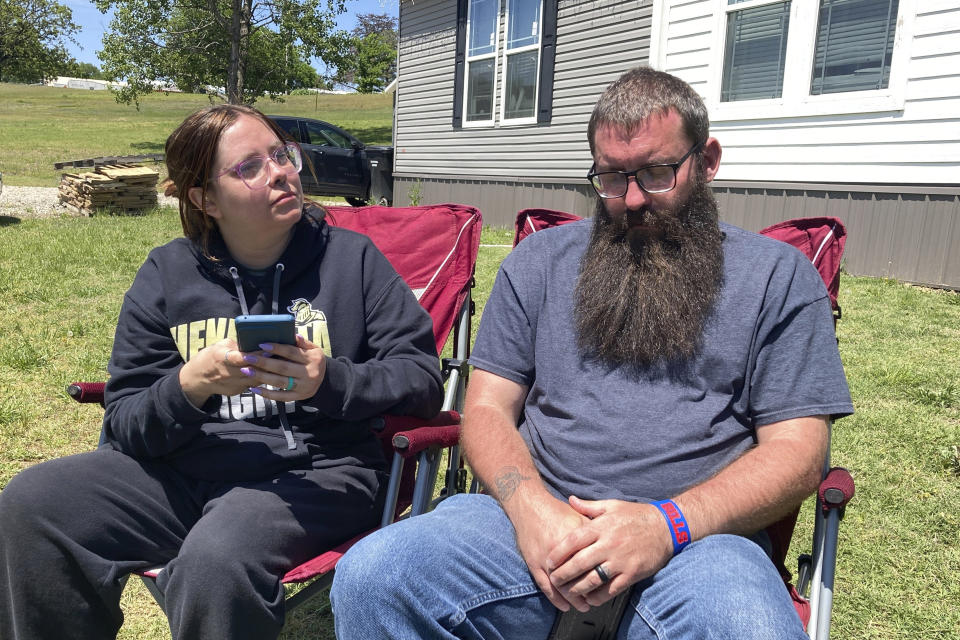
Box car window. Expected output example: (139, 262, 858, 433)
(305, 122, 352, 149)
(322, 126, 353, 149)
(272, 118, 301, 143)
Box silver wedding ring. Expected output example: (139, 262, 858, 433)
(594, 564, 611, 583)
(224, 349, 232, 364)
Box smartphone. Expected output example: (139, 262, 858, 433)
(234, 314, 296, 352)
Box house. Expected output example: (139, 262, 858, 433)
(47, 77, 114, 91)
(393, 0, 960, 289)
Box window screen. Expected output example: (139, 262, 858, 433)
(504, 50, 538, 119)
(810, 0, 899, 95)
(721, 1, 791, 102)
(507, 0, 541, 49)
(468, 0, 498, 56)
(466, 58, 496, 121)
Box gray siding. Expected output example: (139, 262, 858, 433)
(713, 183, 960, 290)
(394, 175, 596, 226)
(395, 0, 654, 180)
(396, 176, 960, 289)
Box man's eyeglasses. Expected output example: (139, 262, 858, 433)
(214, 143, 303, 190)
(587, 142, 702, 199)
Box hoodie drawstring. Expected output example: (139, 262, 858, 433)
(272, 263, 284, 314)
(228, 267, 250, 316)
(229, 263, 296, 449)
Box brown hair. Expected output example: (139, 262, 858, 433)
(587, 67, 710, 161)
(162, 104, 314, 257)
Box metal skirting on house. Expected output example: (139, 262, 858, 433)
(394, 175, 960, 290)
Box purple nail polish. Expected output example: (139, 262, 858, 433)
(243, 355, 257, 364)
(241, 367, 255, 377)
(250, 387, 262, 395)
(259, 343, 274, 351)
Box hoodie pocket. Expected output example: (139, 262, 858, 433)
(163, 425, 311, 482)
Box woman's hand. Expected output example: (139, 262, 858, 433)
(239, 334, 327, 402)
(178, 338, 254, 407)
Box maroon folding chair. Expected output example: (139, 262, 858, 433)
(514, 209, 855, 640)
(514, 207, 584, 247)
(67, 202, 482, 615)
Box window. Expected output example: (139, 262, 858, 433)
(721, 1, 791, 101)
(502, 0, 542, 121)
(272, 118, 302, 143)
(810, 0, 900, 95)
(305, 122, 352, 150)
(454, 0, 557, 128)
(709, 0, 906, 116)
(465, 0, 499, 123)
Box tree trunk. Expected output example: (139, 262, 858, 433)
(226, 0, 251, 104)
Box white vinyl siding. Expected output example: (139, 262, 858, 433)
(395, 0, 655, 181)
(651, 0, 960, 185)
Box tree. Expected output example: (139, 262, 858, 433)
(94, 0, 350, 105)
(335, 12, 396, 93)
(61, 59, 105, 79)
(0, 0, 79, 83)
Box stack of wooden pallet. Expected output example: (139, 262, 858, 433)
(58, 164, 160, 214)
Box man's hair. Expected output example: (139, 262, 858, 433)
(587, 67, 710, 154)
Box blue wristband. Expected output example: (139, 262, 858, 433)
(651, 499, 692, 555)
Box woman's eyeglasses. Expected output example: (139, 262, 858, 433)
(215, 143, 303, 190)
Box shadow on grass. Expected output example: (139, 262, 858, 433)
(0, 215, 22, 227)
(130, 141, 165, 152)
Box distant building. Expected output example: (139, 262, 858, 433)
(46, 77, 123, 91)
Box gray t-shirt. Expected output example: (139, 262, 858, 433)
(470, 219, 853, 503)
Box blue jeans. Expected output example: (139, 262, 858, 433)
(331, 494, 807, 639)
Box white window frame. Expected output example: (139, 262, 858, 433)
(462, 0, 502, 129)
(499, 0, 544, 126)
(699, 0, 915, 121)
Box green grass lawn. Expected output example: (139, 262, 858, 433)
(0, 83, 393, 187)
(0, 207, 957, 638)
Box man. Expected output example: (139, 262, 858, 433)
(331, 67, 853, 639)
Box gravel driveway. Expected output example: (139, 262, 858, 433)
(0, 186, 179, 219)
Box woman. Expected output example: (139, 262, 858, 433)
(0, 105, 444, 639)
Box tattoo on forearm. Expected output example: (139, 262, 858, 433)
(494, 466, 531, 502)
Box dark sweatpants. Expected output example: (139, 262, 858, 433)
(0, 447, 385, 640)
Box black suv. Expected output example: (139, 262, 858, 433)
(269, 116, 393, 206)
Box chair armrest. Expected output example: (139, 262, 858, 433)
(819, 467, 855, 513)
(381, 411, 460, 433)
(66, 382, 106, 405)
(391, 424, 462, 459)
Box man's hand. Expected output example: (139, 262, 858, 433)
(546, 496, 673, 609)
(509, 492, 590, 612)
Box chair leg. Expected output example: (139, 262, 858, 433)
(139, 575, 166, 610)
(410, 448, 441, 516)
(381, 454, 406, 528)
(284, 573, 334, 612)
(809, 509, 842, 640)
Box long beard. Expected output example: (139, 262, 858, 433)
(573, 179, 725, 369)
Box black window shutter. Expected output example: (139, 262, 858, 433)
(453, 0, 469, 129)
(537, 0, 558, 124)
